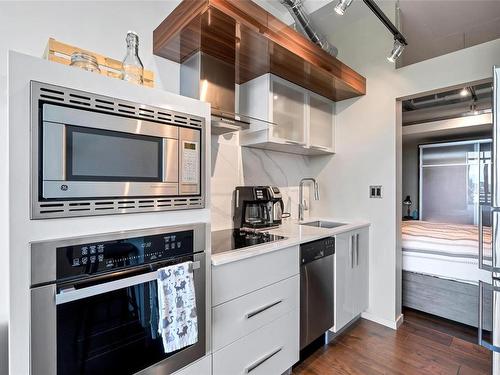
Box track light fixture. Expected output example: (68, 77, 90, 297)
(334, 0, 408, 63)
(387, 38, 405, 63)
(460, 87, 469, 97)
(334, 0, 353, 15)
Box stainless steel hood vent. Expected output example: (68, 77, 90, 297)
(180, 51, 273, 135)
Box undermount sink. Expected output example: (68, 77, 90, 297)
(300, 220, 346, 229)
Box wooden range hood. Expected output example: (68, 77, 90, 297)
(153, 0, 366, 102)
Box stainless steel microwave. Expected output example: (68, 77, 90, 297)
(31, 81, 205, 219)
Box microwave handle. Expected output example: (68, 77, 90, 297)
(56, 261, 200, 305)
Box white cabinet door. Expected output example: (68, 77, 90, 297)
(172, 355, 211, 375)
(334, 231, 355, 332)
(334, 227, 369, 332)
(270, 77, 306, 144)
(308, 93, 334, 152)
(353, 227, 369, 314)
(213, 309, 299, 375)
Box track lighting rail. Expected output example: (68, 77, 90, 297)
(362, 0, 407, 45)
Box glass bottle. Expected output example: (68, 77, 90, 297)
(121, 31, 144, 84)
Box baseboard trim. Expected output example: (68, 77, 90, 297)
(395, 313, 404, 329)
(361, 311, 403, 330)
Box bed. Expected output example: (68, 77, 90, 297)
(402, 220, 492, 328)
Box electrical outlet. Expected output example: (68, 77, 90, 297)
(370, 185, 382, 198)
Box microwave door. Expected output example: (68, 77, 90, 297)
(42, 123, 179, 199)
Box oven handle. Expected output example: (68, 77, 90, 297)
(56, 261, 200, 305)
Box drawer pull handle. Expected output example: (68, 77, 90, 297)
(245, 347, 283, 373)
(245, 300, 283, 319)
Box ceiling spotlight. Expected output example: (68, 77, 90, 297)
(471, 102, 479, 116)
(460, 87, 469, 97)
(387, 38, 405, 63)
(334, 0, 353, 15)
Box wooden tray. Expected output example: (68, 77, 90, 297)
(44, 38, 154, 87)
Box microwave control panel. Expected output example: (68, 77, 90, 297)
(181, 140, 199, 184)
(56, 230, 194, 280)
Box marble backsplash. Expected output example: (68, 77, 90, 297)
(211, 133, 319, 230)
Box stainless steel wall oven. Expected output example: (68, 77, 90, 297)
(31, 81, 205, 219)
(30, 224, 207, 375)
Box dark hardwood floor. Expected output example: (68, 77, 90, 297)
(293, 309, 492, 375)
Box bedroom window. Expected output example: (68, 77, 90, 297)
(419, 139, 491, 225)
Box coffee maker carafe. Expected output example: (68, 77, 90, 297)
(233, 186, 276, 229)
(269, 187, 284, 226)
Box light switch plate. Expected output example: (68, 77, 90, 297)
(369, 185, 382, 198)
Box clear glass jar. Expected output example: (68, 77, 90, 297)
(121, 31, 144, 85)
(70, 52, 101, 73)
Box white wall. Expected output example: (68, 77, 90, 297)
(310, 1, 500, 327)
(0, 2, 182, 374)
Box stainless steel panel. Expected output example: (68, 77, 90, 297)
(31, 285, 57, 375)
(478, 281, 500, 352)
(300, 254, 334, 349)
(42, 180, 178, 199)
(163, 138, 178, 182)
(494, 278, 500, 374)
(42, 122, 65, 181)
(31, 223, 207, 286)
(492, 210, 500, 277)
(43, 104, 179, 139)
(199, 53, 236, 114)
(494, 67, 500, 207)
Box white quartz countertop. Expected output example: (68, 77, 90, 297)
(211, 218, 370, 266)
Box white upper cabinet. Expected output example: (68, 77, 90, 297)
(270, 78, 307, 144)
(308, 93, 334, 151)
(239, 74, 335, 156)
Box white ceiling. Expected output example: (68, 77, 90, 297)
(253, 0, 500, 67)
(399, 0, 500, 67)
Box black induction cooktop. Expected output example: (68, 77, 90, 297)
(211, 229, 287, 255)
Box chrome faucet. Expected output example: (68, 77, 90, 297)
(299, 178, 320, 221)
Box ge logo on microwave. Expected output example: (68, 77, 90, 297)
(60, 184, 69, 191)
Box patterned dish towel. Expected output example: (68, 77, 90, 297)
(157, 262, 198, 353)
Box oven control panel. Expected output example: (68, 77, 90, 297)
(56, 230, 194, 279)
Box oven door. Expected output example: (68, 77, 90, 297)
(41, 104, 180, 199)
(30, 253, 206, 375)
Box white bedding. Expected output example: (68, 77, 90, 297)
(402, 220, 491, 284)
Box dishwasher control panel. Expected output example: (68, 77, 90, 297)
(300, 237, 335, 265)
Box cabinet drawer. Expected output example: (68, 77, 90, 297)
(213, 275, 299, 351)
(213, 309, 299, 375)
(172, 355, 211, 375)
(212, 245, 299, 306)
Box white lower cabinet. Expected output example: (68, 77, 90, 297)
(212, 246, 300, 375)
(212, 275, 299, 351)
(172, 355, 211, 375)
(333, 226, 369, 332)
(212, 245, 299, 306)
(213, 309, 299, 375)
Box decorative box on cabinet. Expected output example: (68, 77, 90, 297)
(239, 74, 335, 156)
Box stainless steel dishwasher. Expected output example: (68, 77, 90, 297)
(300, 236, 335, 349)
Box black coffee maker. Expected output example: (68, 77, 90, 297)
(233, 186, 277, 229)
